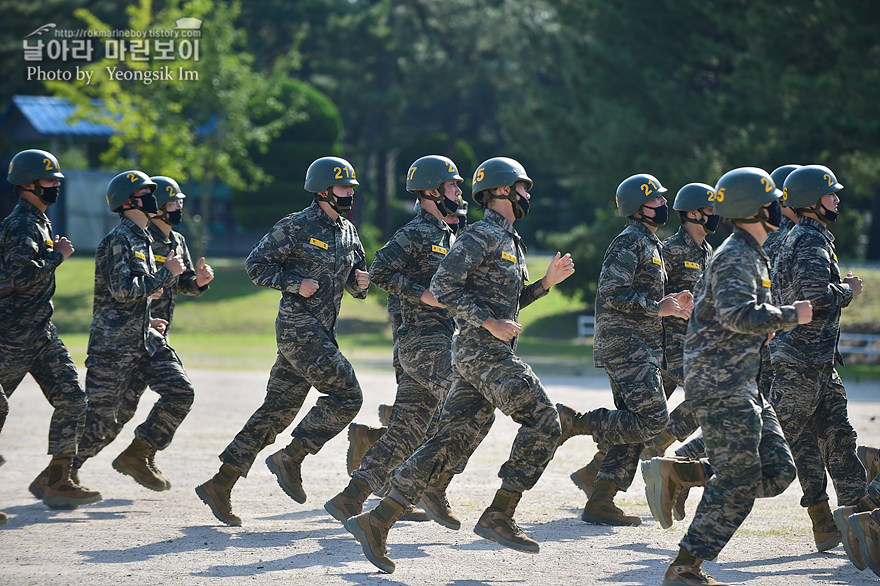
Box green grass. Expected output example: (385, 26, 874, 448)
(50, 256, 880, 379)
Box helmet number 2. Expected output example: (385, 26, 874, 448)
(641, 180, 657, 197)
(823, 173, 834, 187)
(125, 173, 139, 183)
(760, 178, 774, 192)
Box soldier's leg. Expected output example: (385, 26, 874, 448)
(30, 337, 87, 458)
(679, 395, 766, 561)
(754, 396, 797, 498)
(87, 371, 148, 461)
(135, 345, 195, 451)
(817, 367, 865, 506)
(78, 353, 141, 461)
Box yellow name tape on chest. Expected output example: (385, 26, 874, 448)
(431, 245, 447, 255)
(761, 278, 771, 288)
(652, 257, 662, 266)
(683, 260, 700, 270)
(501, 251, 517, 263)
(45, 238, 54, 247)
(309, 237, 328, 250)
(153, 254, 166, 263)
(833, 253, 838, 262)
(134, 251, 147, 261)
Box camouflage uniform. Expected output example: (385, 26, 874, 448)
(0, 198, 86, 457)
(679, 226, 799, 560)
(389, 208, 558, 503)
(587, 219, 670, 489)
(77, 217, 195, 460)
(357, 209, 479, 492)
(81, 222, 207, 461)
(769, 216, 864, 508)
(660, 226, 711, 442)
(220, 200, 367, 476)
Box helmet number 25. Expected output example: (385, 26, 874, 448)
(710, 188, 725, 202)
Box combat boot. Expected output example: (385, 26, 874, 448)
(0, 510, 7, 526)
(555, 403, 589, 448)
(418, 472, 461, 530)
(835, 504, 868, 570)
(42, 458, 102, 508)
(325, 476, 372, 524)
(113, 438, 167, 491)
(266, 437, 308, 503)
(570, 451, 605, 497)
(146, 446, 171, 490)
(346, 423, 386, 475)
(474, 488, 539, 553)
(807, 501, 842, 552)
(377, 404, 393, 427)
(195, 463, 242, 526)
(642, 457, 706, 529)
(346, 496, 406, 573)
(858, 445, 880, 482)
(581, 479, 641, 526)
(851, 510, 880, 577)
(662, 559, 727, 585)
(673, 485, 691, 521)
(29, 466, 49, 499)
(641, 429, 675, 460)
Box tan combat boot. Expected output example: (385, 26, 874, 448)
(663, 553, 728, 585)
(474, 488, 539, 553)
(195, 463, 242, 526)
(146, 446, 171, 490)
(346, 496, 406, 573)
(570, 451, 605, 497)
(266, 438, 308, 503)
(835, 504, 868, 570)
(555, 403, 590, 448)
(377, 404, 393, 427)
(642, 457, 706, 529)
(641, 429, 676, 460)
(29, 466, 49, 499)
(581, 479, 641, 526)
(0, 510, 7, 526)
(42, 458, 102, 508)
(858, 445, 880, 483)
(113, 438, 168, 491)
(346, 423, 386, 475)
(418, 472, 461, 530)
(807, 501, 842, 552)
(850, 510, 880, 577)
(324, 477, 372, 524)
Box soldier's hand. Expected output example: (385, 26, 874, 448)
(844, 272, 863, 296)
(164, 249, 185, 276)
(150, 317, 168, 335)
(794, 300, 813, 324)
(764, 331, 776, 346)
(420, 289, 444, 308)
(355, 269, 370, 290)
(673, 290, 694, 319)
(299, 278, 319, 297)
(196, 257, 214, 287)
(151, 287, 164, 300)
(482, 317, 522, 342)
(541, 252, 576, 289)
(54, 235, 74, 259)
(658, 295, 682, 317)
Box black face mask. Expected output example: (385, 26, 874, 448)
(333, 195, 353, 213)
(454, 213, 467, 233)
(513, 194, 530, 220)
(704, 213, 721, 234)
(437, 195, 459, 217)
(818, 203, 839, 223)
(136, 192, 159, 215)
(165, 209, 183, 226)
(36, 184, 60, 205)
(765, 199, 782, 229)
(642, 203, 668, 226)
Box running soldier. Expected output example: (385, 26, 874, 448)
(196, 156, 369, 526)
(75, 170, 194, 492)
(73, 176, 213, 489)
(555, 174, 691, 526)
(642, 167, 810, 586)
(326, 155, 483, 529)
(346, 157, 575, 573)
(1, 149, 101, 510)
(770, 164, 866, 552)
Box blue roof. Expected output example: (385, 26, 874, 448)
(6, 95, 114, 137)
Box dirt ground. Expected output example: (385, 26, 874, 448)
(2, 366, 880, 585)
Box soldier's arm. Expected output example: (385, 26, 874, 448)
(790, 237, 853, 311)
(344, 230, 369, 299)
(370, 230, 426, 301)
(430, 230, 490, 327)
(712, 255, 799, 335)
(245, 220, 305, 294)
(519, 279, 549, 310)
(102, 237, 174, 303)
(174, 236, 206, 297)
(0, 220, 63, 291)
(597, 236, 660, 315)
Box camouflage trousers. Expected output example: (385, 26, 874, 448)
(757, 344, 775, 399)
(354, 334, 492, 493)
(220, 336, 362, 476)
(661, 369, 699, 442)
(769, 363, 865, 507)
(590, 363, 669, 490)
(0, 336, 86, 457)
(78, 346, 194, 460)
(680, 392, 796, 561)
(390, 349, 559, 504)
